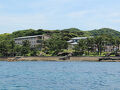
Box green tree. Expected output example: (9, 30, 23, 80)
(0, 40, 9, 56)
(94, 36, 105, 55)
(9, 40, 16, 56)
(14, 45, 22, 56)
(30, 48, 38, 56)
(86, 38, 95, 55)
(45, 36, 68, 55)
(21, 40, 30, 56)
(74, 39, 87, 56)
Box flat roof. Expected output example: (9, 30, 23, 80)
(72, 37, 87, 40)
(71, 36, 93, 40)
(14, 35, 43, 40)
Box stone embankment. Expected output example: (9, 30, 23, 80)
(0, 56, 120, 62)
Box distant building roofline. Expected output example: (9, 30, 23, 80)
(71, 37, 87, 40)
(14, 35, 43, 40)
(71, 36, 93, 40)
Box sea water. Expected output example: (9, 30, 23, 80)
(0, 61, 120, 90)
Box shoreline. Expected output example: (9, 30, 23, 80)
(0, 56, 120, 62)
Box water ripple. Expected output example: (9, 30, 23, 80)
(0, 61, 119, 90)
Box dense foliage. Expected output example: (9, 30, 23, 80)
(0, 28, 120, 56)
(89, 28, 120, 37)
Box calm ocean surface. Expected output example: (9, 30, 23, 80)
(0, 61, 120, 90)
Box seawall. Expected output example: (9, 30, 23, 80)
(0, 56, 107, 61)
(0, 56, 62, 61)
(70, 56, 101, 61)
(0, 56, 120, 62)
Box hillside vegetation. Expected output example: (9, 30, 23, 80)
(89, 28, 120, 37)
(1, 28, 120, 41)
(0, 27, 120, 56)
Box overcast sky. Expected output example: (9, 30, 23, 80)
(0, 0, 120, 34)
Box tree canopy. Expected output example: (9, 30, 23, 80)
(0, 27, 120, 56)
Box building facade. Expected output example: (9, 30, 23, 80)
(14, 35, 50, 48)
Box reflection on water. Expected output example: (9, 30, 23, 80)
(0, 61, 120, 90)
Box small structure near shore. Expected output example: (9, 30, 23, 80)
(59, 56, 70, 60)
(7, 56, 24, 62)
(58, 53, 72, 60)
(99, 57, 120, 61)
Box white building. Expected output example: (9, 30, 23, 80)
(14, 35, 50, 48)
(67, 37, 119, 52)
(67, 37, 88, 49)
(68, 37, 87, 45)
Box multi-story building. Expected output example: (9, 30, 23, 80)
(14, 35, 50, 48)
